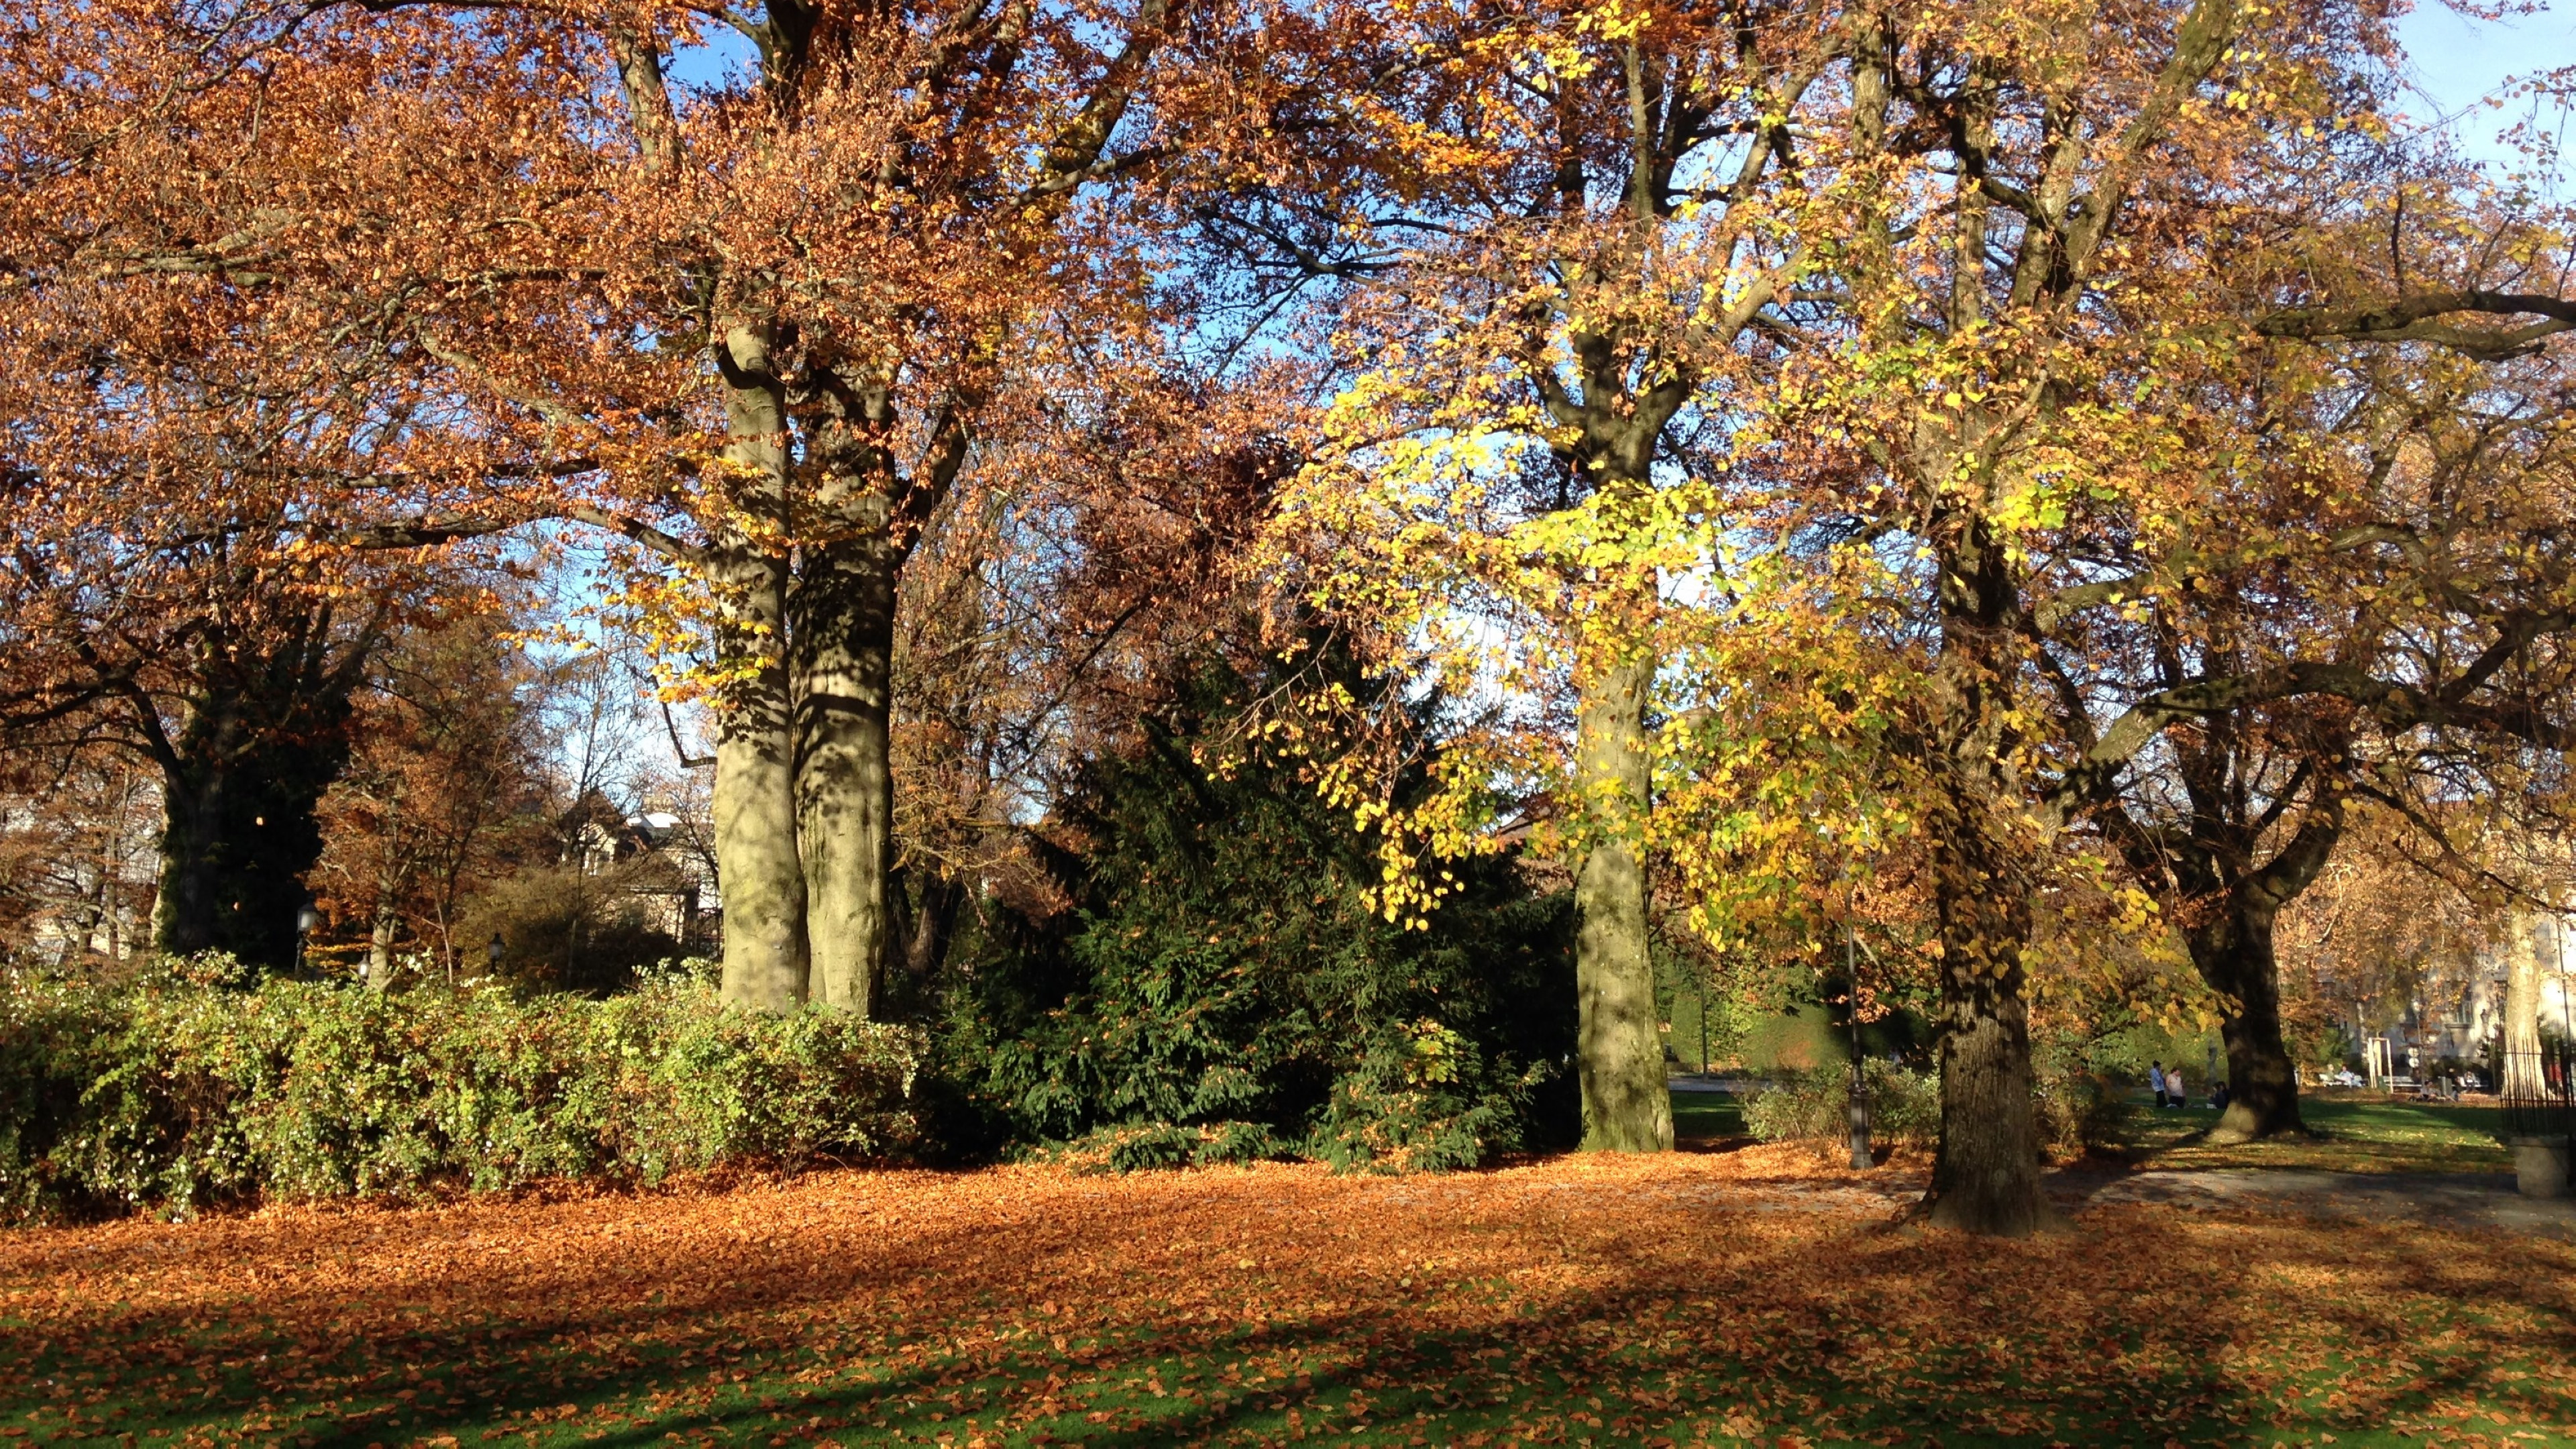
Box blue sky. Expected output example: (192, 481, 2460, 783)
(2396, 2, 2574, 165)
(666, 7, 2567, 161)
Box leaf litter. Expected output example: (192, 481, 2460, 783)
(2, 1144, 2570, 1446)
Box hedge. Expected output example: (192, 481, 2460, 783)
(0, 961, 920, 1222)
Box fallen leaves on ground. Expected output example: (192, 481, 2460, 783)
(2, 1142, 2570, 1447)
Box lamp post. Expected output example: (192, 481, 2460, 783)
(294, 904, 321, 979)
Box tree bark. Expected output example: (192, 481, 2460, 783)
(2194, 902, 2307, 1140)
(365, 800, 402, 987)
(1921, 799, 2059, 1235)
(150, 680, 352, 972)
(1573, 645, 1672, 1153)
(2155, 807, 2339, 1142)
(1918, 527, 2055, 1235)
(895, 865, 967, 982)
(2506, 909, 2547, 1098)
(367, 888, 398, 987)
(794, 527, 898, 1014)
(712, 325, 810, 1012)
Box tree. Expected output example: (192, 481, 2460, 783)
(941, 648, 1575, 1169)
(2085, 340, 2576, 1140)
(1, 0, 1309, 1014)
(0, 4, 525, 969)
(1271, 0, 2576, 1226)
(1263, 0, 1840, 1152)
(311, 600, 558, 983)
(0, 493, 435, 969)
(1672, 0, 2576, 1232)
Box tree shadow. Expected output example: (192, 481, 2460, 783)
(5, 1161, 2573, 1446)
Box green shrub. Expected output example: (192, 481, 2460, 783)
(2033, 1067, 2134, 1157)
(0, 961, 919, 1222)
(1743, 1061, 1941, 1149)
(1744, 1057, 2133, 1160)
(932, 657, 1576, 1173)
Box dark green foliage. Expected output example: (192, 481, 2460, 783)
(0, 961, 919, 1222)
(932, 669, 1576, 1172)
(1743, 1061, 1942, 1148)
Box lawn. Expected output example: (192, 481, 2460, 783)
(1668, 1089, 1743, 1142)
(1674, 1083, 2516, 1177)
(2112, 1092, 2514, 1175)
(5, 1149, 2574, 1448)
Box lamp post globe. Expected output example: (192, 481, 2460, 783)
(293, 904, 321, 977)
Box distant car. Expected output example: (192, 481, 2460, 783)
(2327, 1069, 2365, 1088)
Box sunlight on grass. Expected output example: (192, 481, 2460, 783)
(2116, 1093, 2513, 1175)
(6, 1155, 2573, 1447)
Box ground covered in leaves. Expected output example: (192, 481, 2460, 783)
(5, 1146, 2572, 1448)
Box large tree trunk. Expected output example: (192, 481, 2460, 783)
(1918, 534, 2053, 1234)
(1921, 800, 2058, 1234)
(2194, 900, 2308, 1141)
(794, 528, 898, 1014)
(712, 325, 810, 1012)
(2505, 910, 2548, 1098)
(152, 756, 338, 971)
(2173, 809, 2339, 1141)
(1572, 646, 1672, 1153)
(150, 677, 351, 972)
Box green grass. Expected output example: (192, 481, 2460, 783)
(1669, 1089, 1743, 1140)
(1684, 1080, 2514, 1175)
(2111, 1092, 2514, 1175)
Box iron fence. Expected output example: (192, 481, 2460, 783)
(2500, 1046, 2576, 1142)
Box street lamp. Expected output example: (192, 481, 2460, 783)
(294, 904, 321, 978)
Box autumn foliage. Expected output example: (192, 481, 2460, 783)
(6, 0, 2576, 1250)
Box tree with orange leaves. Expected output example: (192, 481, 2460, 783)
(0, 0, 1324, 1012)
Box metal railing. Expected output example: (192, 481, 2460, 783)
(2500, 1046, 2576, 1142)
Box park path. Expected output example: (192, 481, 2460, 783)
(2050, 1165, 2576, 1238)
(1741, 1153, 2576, 1237)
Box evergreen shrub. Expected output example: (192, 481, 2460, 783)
(932, 664, 1577, 1173)
(0, 961, 918, 1222)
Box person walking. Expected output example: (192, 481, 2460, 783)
(2150, 1062, 2168, 1108)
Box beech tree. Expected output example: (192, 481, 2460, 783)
(1683, 0, 2576, 1232)
(0, 501, 433, 969)
(2080, 341, 2576, 1140)
(0, 1, 552, 969)
(1, 0, 1326, 1012)
(1275, 0, 2576, 1228)
(1264, 0, 1843, 1153)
